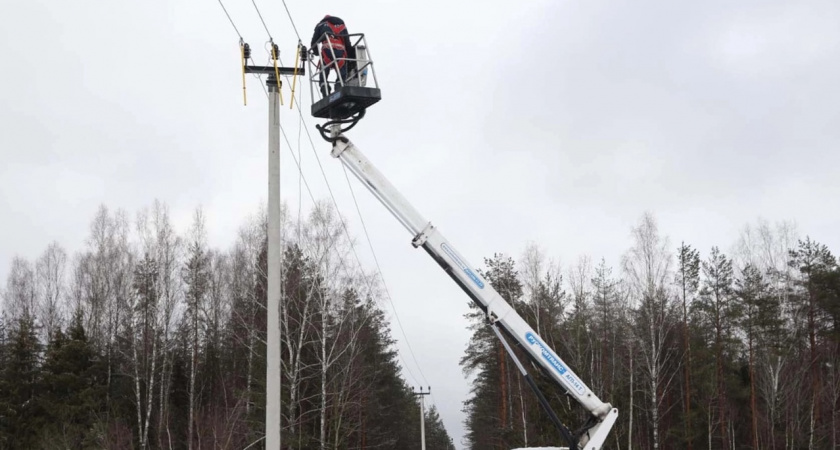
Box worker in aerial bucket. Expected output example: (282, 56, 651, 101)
(310, 15, 357, 96)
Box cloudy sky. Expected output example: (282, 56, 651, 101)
(2, 0, 839, 447)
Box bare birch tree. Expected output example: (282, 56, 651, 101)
(622, 212, 676, 450)
(36, 242, 67, 340)
(183, 207, 210, 450)
(2, 257, 37, 324)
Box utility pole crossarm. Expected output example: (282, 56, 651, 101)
(329, 135, 618, 450)
(245, 65, 305, 76)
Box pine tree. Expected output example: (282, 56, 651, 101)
(461, 253, 524, 450)
(696, 246, 741, 450)
(675, 243, 700, 448)
(735, 264, 770, 450)
(788, 237, 838, 449)
(591, 258, 619, 397)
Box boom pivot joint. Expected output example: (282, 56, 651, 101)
(411, 222, 435, 248)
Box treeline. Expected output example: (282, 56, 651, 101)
(0, 200, 455, 450)
(461, 213, 840, 450)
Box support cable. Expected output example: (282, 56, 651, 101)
(256, 83, 423, 387)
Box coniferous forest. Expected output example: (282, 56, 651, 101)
(2, 199, 839, 450)
(0, 200, 455, 450)
(460, 213, 840, 450)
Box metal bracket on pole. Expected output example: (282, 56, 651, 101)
(330, 134, 350, 158)
(245, 62, 305, 76)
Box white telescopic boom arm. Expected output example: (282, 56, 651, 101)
(329, 136, 617, 449)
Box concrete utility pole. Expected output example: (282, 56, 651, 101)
(413, 386, 431, 450)
(266, 73, 282, 450)
(238, 42, 304, 449)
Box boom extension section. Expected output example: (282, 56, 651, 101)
(328, 134, 618, 450)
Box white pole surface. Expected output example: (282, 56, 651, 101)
(420, 394, 426, 450)
(266, 80, 282, 450)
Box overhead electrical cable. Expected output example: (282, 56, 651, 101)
(256, 81, 423, 387)
(249, 0, 273, 40)
(268, 5, 433, 386)
(265, 54, 429, 387)
(216, 0, 242, 38)
(213, 0, 431, 389)
(280, 0, 302, 41)
(340, 164, 431, 386)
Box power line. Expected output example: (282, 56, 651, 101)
(264, 49, 430, 386)
(255, 81, 424, 388)
(235, 0, 432, 387)
(280, 0, 302, 42)
(341, 163, 430, 386)
(215, 0, 242, 39)
(249, 0, 272, 40)
(283, 74, 430, 387)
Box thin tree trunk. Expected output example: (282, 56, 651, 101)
(320, 317, 327, 450)
(628, 339, 634, 450)
(143, 333, 158, 450)
(684, 280, 692, 450)
(709, 406, 713, 450)
(287, 295, 310, 442)
(246, 301, 254, 417)
(651, 334, 659, 450)
(107, 339, 112, 423)
(808, 291, 818, 450)
(499, 343, 507, 429)
(652, 374, 659, 450)
(717, 307, 728, 450)
(158, 346, 169, 450)
(809, 402, 815, 450)
(730, 418, 736, 450)
(132, 316, 145, 449)
(749, 327, 759, 450)
(188, 305, 197, 450)
(518, 375, 527, 446)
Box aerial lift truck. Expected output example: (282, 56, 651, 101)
(304, 33, 619, 450)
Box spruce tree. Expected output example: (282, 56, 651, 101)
(0, 314, 43, 449)
(425, 404, 457, 450)
(38, 313, 103, 448)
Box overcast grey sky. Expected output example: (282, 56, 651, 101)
(2, 0, 839, 447)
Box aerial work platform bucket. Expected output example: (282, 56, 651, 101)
(307, 33, 381, 120)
